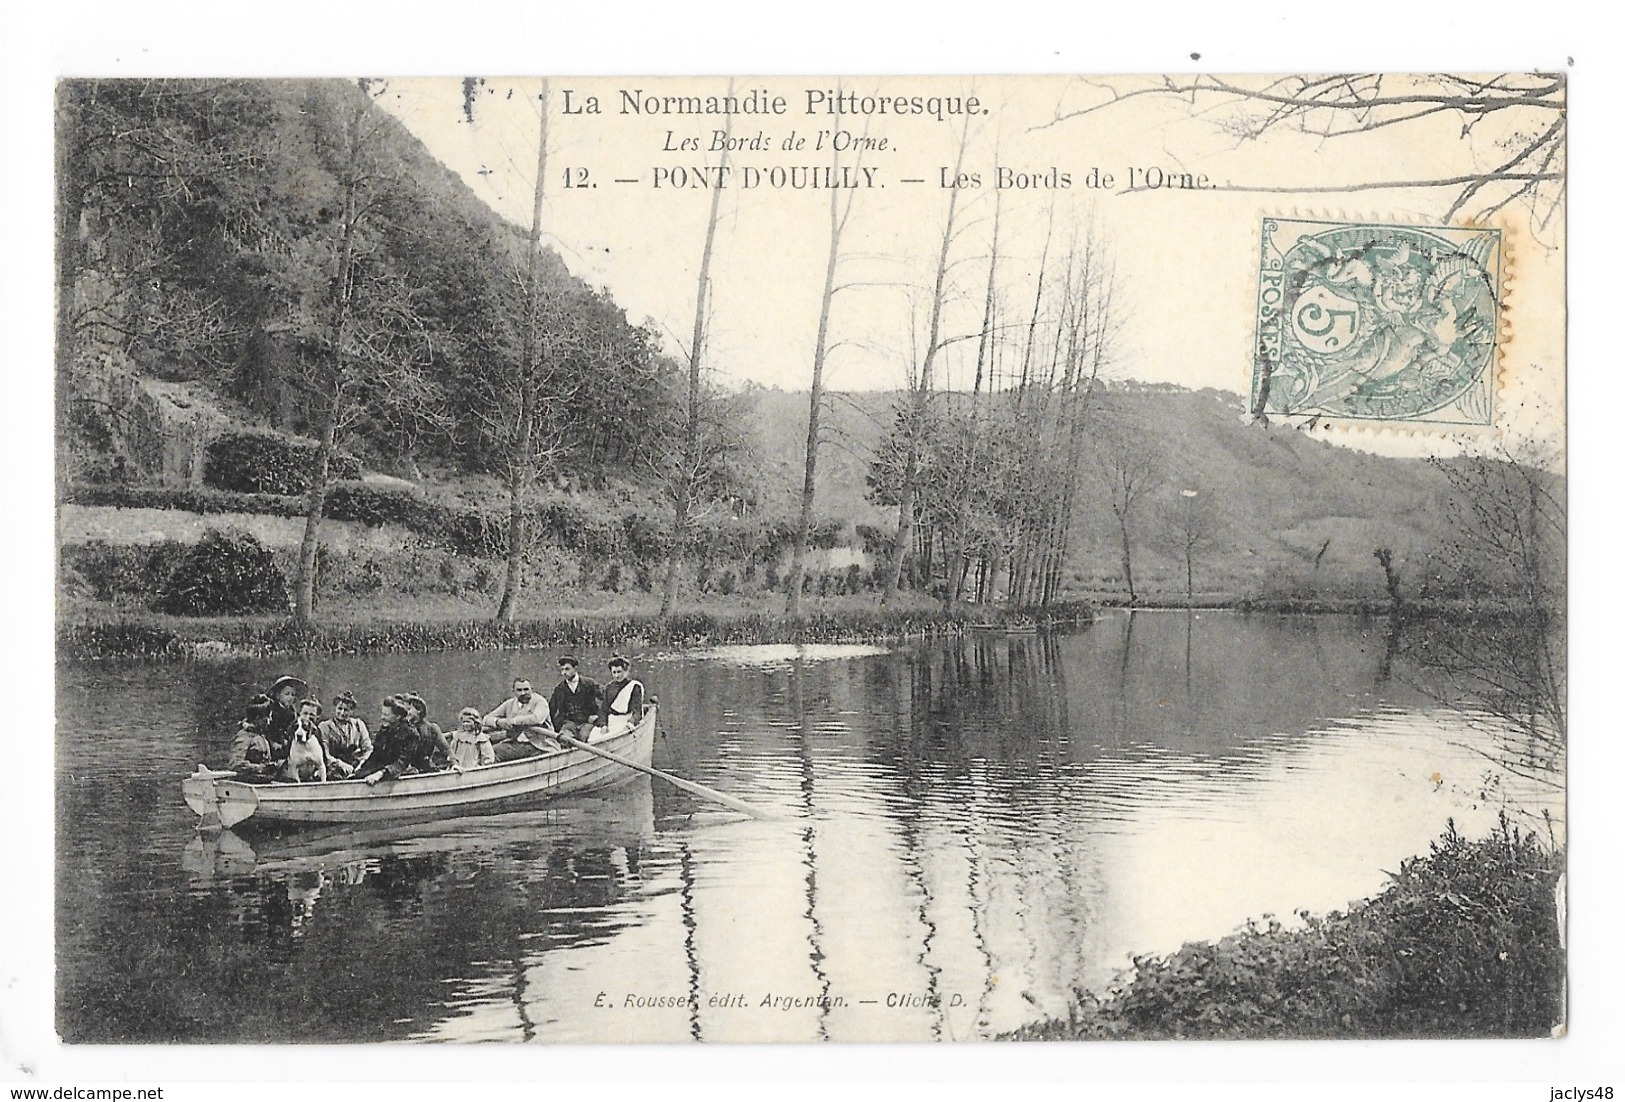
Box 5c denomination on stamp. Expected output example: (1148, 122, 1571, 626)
(1253, 217, 1503, 428)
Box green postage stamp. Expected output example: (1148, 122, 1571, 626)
(1253, 218, 1503, 427)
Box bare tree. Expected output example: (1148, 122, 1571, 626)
(1372, 547, 1404, 610)
(1160, 487, 1214, 609)
(290, 81, 434, 624)
(492, 80, 554, 623)
(1093, 426, 1162, 606)
(660, 96, 734, 618)
(1041, 73, 1565, 232)
(880, 111, 974, 605)
(1423, 440, 1566, 743)
(785, 111, 863, 617)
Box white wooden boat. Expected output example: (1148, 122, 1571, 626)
(182, 775, 657, 882)
(183, 707, 657, 829)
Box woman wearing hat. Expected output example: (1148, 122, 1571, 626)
(400, 693, 454, 771)
(318, 691, 373, 780)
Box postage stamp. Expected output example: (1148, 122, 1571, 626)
(1253, 218, 1504, 428)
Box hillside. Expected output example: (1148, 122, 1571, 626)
(54, 78, 1515, 616)
(57, 79, 669, 490)
(746, 384, 1459, 602)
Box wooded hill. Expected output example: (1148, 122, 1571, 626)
(57, 78, 677, 488)
(57, 79, 1554, 615)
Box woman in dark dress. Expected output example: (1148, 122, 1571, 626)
(401, 693, 454, 770)
(352, 696, 435, 786)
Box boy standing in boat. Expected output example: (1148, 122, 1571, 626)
(483, 677, 558, 760)
(549, 656, 603, 743)
(598, 655, 644, 740)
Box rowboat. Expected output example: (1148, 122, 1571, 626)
(182, 706, 657, 829)
(182, 774, 658, 882)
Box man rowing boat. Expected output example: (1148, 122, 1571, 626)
(483, 677, 560, 761)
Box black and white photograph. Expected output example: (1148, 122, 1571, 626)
(11, 9, 1611, 1091)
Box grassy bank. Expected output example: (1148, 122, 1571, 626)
(1003, 817, 1564, 1041)
(57, 597, 1095, 661)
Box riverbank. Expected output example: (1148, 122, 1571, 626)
(1002, 817, 1565, 1041)
(57, 597, 1096, 661)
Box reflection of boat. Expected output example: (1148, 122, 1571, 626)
(182, 776, 657, 883)
(182, 707, 657, 829)
(180, 828, 258, 880)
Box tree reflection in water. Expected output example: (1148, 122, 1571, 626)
(59, 620, 1562, 1043)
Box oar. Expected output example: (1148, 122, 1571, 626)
(555, 733, 780, 821)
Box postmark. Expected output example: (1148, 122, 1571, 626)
(1253, 218, 1503, 428)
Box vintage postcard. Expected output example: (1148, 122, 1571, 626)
(44, 68, 1567, 1066)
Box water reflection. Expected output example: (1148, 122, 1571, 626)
(57, 614, 1559, 1043)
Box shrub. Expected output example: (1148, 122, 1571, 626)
(437, 552, 460, 593)
(62, 541, 189, 604)
(1005, 816, 1565, 1041)
(63, 483, 306, 518)
(202, 432, 360, 495)
(620, 507, 669, 562)
(153, 529, 289, 616)
(856, 524, 893, 557)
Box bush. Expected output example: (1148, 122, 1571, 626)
(63, 483, 306, 518)
(620, 507, 669, 562)
(153, 529, 289, 616)
(1005, 816, 1564, 1041)
(62, 541, 189, 603)
(202, 432, 361, 495)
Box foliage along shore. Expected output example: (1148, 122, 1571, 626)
(1001, 817, 1565, 1041)
(57, 600, 1096, 662)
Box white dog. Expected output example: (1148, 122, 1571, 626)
(283, 715, 329, 783)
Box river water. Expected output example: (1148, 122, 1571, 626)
(55, 612, 1559, 1044)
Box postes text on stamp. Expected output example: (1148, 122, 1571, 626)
(1253, 218, 1503, 428)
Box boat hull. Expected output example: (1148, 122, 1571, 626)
(183, 707, 657, 828)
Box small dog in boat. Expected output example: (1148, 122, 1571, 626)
(283, 698, 329, 783)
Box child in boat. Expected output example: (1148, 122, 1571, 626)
(447, 707, 495, 771)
